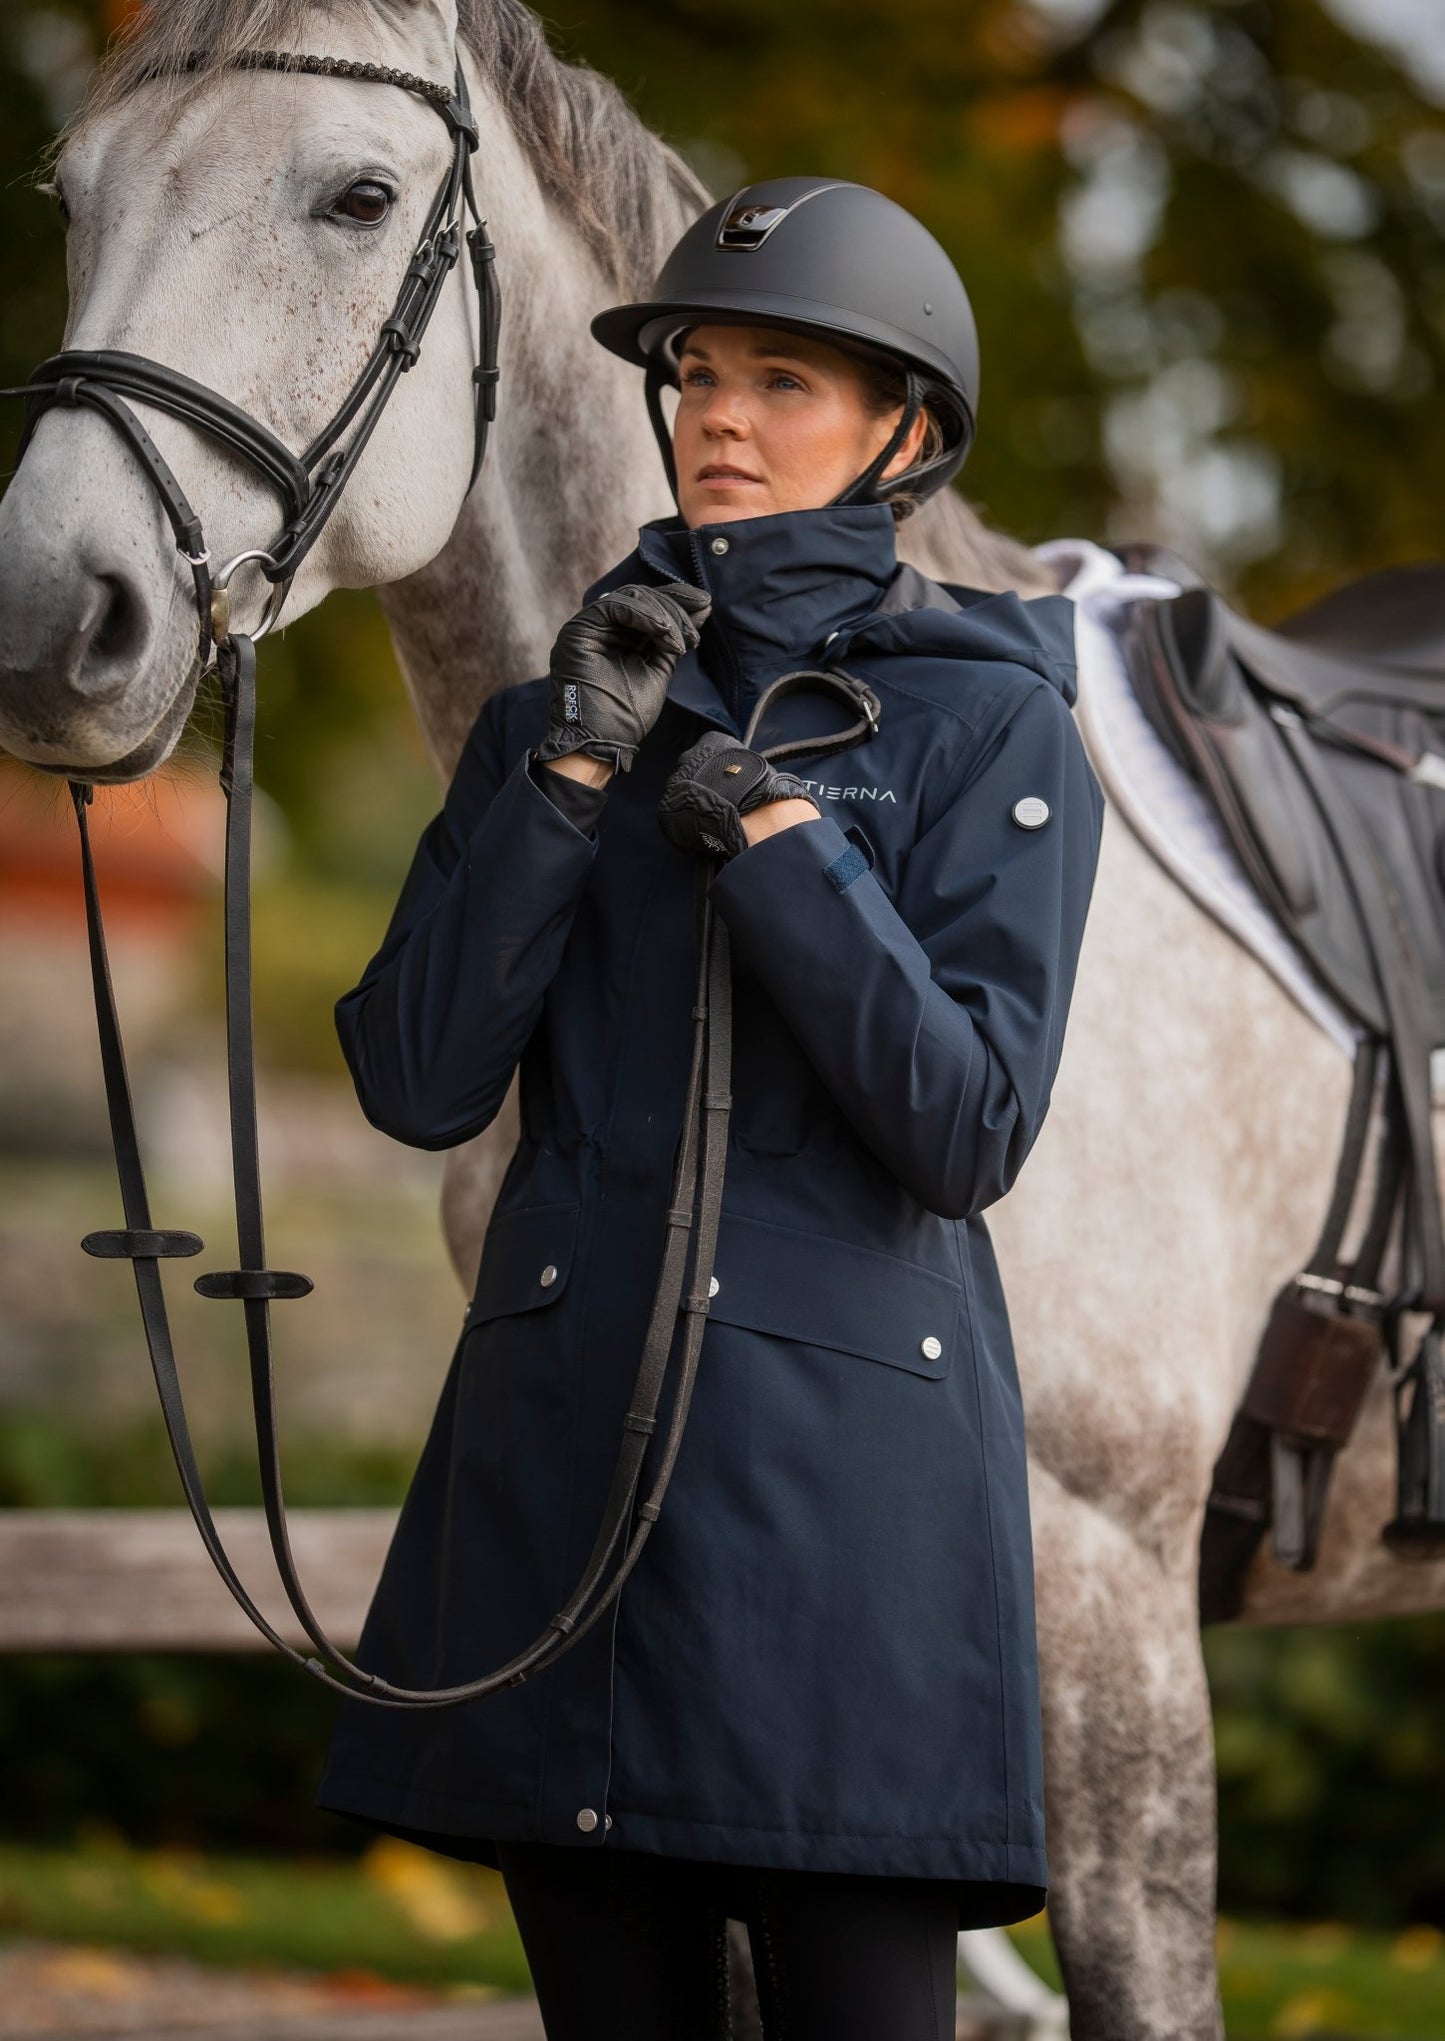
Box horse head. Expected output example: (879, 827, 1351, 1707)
(0, 0, 484, 781)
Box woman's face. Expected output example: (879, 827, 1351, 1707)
(672, 323, 928, 528)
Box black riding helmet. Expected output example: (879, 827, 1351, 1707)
(590, 176, 980, 513)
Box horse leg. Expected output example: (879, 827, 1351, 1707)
(1033, 1473, 1222, 2041)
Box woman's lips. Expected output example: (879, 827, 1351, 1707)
(697, 468, 761, 484)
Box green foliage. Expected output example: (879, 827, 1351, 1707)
(0, 1835, 532, 1989)
(547, 0, 1445, 607)
(0, 1410, 418, 1510)
(0, 1658, 353, 1857)
(1010, 1908, 1445, 2039)
(1208, 1617, 1445, 1930)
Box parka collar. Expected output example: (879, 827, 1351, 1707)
(586, 501, 902, 734)
(582, 500, 1079, 737)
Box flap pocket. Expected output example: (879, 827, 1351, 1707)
(466, 1200, 581, 1325)
(705, 1212, 961, 1379)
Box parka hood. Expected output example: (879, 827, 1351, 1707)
(839, 573, 1080, 707)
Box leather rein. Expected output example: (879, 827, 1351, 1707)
(3, 48, 884, 1708)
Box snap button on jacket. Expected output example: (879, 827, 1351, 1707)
(315, 502, 1106, 1929)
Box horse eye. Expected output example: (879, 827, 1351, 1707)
(41, 180, 70, 223)
(331, 179, 393, 225)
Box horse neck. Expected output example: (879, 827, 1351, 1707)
(377, 66, 691, 785)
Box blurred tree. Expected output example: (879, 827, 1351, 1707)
(1207, 1615, 1445, 1927)
(546, 0, 1445, 607)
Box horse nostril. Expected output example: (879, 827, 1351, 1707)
(90, 571, 148, 670)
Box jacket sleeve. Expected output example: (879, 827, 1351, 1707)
(706, 676, 1105, 1220)
(333, 691, 605, 1150)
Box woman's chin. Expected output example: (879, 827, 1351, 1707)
(681, 485, 855, 529)
(681, 484, 774, 526)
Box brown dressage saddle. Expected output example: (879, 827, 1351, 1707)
(1114, 543, 1445, 1620)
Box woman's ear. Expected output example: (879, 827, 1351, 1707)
(881, 406, 930, 482)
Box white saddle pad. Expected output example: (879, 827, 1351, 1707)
(1033, 537, 1362, 1062)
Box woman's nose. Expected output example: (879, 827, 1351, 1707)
(700, 386, 748, 436)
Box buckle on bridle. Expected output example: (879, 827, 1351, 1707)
(1292, 1268, 1386, 1316)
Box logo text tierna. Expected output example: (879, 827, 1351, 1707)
(800, 780, 897, 803)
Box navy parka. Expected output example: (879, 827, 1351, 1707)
(316, 501, 1105, 1928)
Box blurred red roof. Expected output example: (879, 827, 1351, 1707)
(0, 760, 223, 931)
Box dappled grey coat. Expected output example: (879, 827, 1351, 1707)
(315, 499, 1106, 1930)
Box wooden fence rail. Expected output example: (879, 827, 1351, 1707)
(0, 1508, 396, 1652)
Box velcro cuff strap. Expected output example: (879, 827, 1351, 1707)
(82, 1228, 204, 1260)
(823, 843, 869, 893)
(193, 1269, 315, 1301)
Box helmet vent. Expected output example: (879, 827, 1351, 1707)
(716, 187, 829, 252)
(717, 200, 790, 250)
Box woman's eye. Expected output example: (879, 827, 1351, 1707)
(330, 180, 394, 225)
(768, 373, 804, 391)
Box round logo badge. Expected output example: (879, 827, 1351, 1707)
(1012, 796, 1051, 830)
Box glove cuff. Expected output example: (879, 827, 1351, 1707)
(532, 731, 633, 773)
(746, 770, 820, 815)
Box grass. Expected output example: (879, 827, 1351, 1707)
(1007, 1911, 1445, 2038)
(3, 1838, 1445, 2034)
(0, 1835, 531, 1996)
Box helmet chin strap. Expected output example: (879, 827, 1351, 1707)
(646, 357, 683, 511)
(642, 357, 928, 519)
(828, 368, 924, 509)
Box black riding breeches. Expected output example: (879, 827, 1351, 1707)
(495, 1837, 959, 2041)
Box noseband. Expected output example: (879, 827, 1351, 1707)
(2, 48, 885, 1711)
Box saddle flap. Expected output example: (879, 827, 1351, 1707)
(1128, 597, 1340, 933)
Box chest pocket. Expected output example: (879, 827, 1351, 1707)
(704, 1211, 961, 1380)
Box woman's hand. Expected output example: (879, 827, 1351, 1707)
(658, 730, 822, 861)
(533, 581, 712, 777)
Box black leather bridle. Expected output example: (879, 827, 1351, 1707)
(6, 50, 500, 675)
(3, 47, 884, 1709)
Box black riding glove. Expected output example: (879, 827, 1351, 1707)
(532, 581, 712, 776)
(657, 729, 822, 861)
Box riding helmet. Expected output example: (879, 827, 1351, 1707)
(590, 176, 980, 510)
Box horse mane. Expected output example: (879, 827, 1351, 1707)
(65, 0, 711, 293)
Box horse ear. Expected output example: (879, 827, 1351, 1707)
(399, 0, 461, 33)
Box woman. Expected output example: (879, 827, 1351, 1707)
(317, 176, 1106, 2040)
